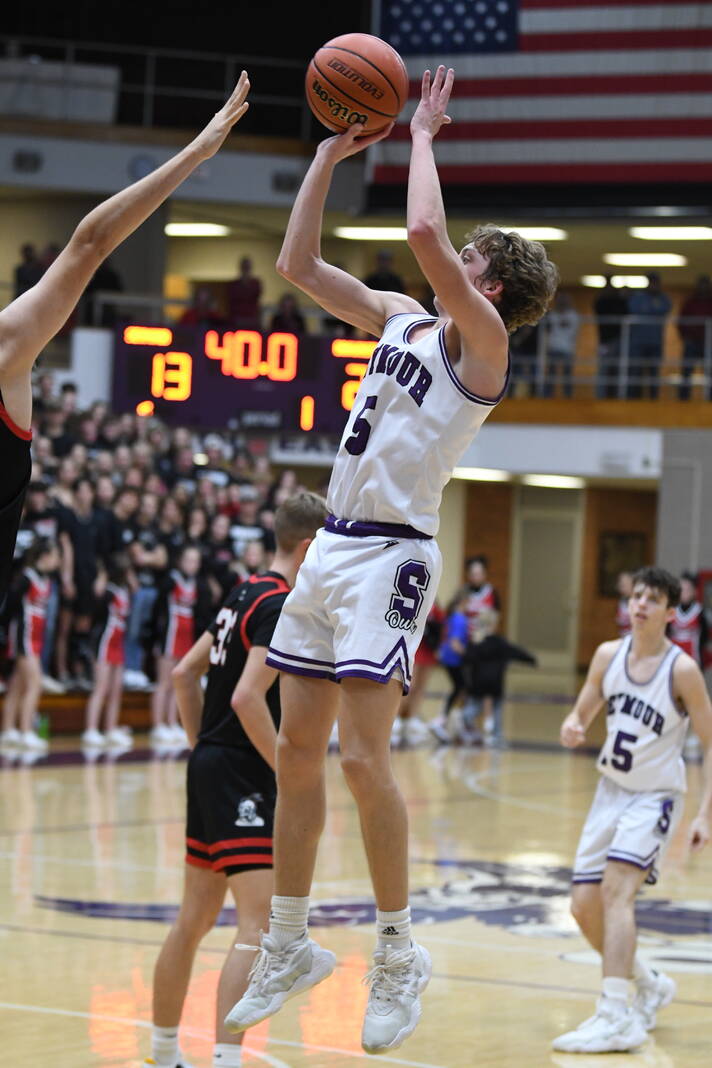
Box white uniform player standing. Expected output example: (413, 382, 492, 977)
(554, 567, 712, 1054)
(226, 68, 557, 1054)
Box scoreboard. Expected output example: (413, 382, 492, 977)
(112, 324, 377, 433)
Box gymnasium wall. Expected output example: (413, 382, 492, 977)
(577, 486, 658, 667)
(463, 481, 514, 630)
(462, 480, 658, 671)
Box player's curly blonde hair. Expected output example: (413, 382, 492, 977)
(465, 224, 559, 333)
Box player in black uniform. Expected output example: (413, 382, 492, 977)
(0, 72, 251, 604)
(145, 492, 326, 1068)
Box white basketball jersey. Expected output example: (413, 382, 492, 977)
(598, 636, 688, 793)
(327, 313, 503, 536)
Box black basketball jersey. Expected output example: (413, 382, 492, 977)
(199, 571, 290, 754)
(0, 398, 32, 603)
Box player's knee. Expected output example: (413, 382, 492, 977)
(339, 749, 383, 795)
(174, 907, 213, 944)
(601, 873, 635, 911)
(276, 731, 321, 784)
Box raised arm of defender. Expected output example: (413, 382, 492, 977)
(276, 126, 422, 337)
(0, 73, 251, 428)
(407, 67, 509, 398)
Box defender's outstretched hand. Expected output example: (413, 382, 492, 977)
(317, 122, 394, 165)
(193, 71, 251, 160)
(410, 66, 454, 140)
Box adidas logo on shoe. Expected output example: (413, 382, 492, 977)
(381, 925, 400, 936)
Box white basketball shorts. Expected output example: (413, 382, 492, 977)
(572, 775, 683, 886)
(265, 519, 441, 694)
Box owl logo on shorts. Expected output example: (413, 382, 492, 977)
(235, 794, 265, 827)
(386, 559, 431, 634)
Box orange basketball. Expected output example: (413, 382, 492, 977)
(305, 33, 409, 135)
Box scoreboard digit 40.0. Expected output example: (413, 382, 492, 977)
(113, 324, 376, 434)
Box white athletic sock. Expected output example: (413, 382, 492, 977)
(268, 895, 310, 949)
(601, 976, 632, 1012)
(633, 954, 656, 987)
(376, 906, 411, 952)
(212, 1043, 242, 1066)
(151, 1024, 179, 1065)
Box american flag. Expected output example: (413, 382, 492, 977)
(372, 0, 712, 184)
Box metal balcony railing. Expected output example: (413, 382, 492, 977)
(0, 33, 315, 139)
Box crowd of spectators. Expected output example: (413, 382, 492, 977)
(5, 370, 319, 703)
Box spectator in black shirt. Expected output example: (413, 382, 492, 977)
(594, 275, 629, 398)
(109, 487, 140, 555)
(50, 457, 80, 510)
(113, 445, 134, 483)
(363, 249, 405, 293)
(185, 506, 209, 551)
(157, 497, 187, 568)
(124, 492, 168, 686)
(170, 446, 199, 496)
(42, 402, 76, 459)
(56, 478, 107, 687)
(84, 256, 124, 327)
(94, 475, 117, 512)
(269, 293, 306, 335)
(509, 322, 539, 396)
(199, 435, 231, 489)
(32, 371, 56, 414)
(17, 481, 61, 554)
(13, 243, 44, 299)
(230, 489, 268, 558)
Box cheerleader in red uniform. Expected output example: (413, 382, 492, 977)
(670, 572, 708, 664)
(1, 538, 59, 751)
(82, 554, 135, 749)
(150, 545, 206, 746)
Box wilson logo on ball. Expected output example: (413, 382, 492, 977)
(311, 79, 368, 126)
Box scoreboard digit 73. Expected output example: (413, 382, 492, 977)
(112, 325, 376, 433)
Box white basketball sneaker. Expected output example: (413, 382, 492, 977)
(552, 1000, 647, 1053)
(81, 728, 106, 748)
(20, 730, 49, 752)
(634, 970, 676, 1030)
(361, 942, 432, 1054)
(224, 933, 336, 1033)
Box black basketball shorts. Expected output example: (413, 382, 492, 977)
(185, 741, 276, 876)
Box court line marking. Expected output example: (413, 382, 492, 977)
(0, 1002, 291, 1068)
(457, 766, 590, 816)
(0, 1001, 447, 1068)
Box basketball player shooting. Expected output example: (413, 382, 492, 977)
(0, 73, 251, 601)
(553, 566, 712, 1054)
(225, 67, 557, 1054)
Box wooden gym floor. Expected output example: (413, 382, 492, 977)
(1, 684, 710, 1068)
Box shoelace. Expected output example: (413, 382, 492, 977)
(235, 940, 290, 988)
(362, 947, 417, 1003)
